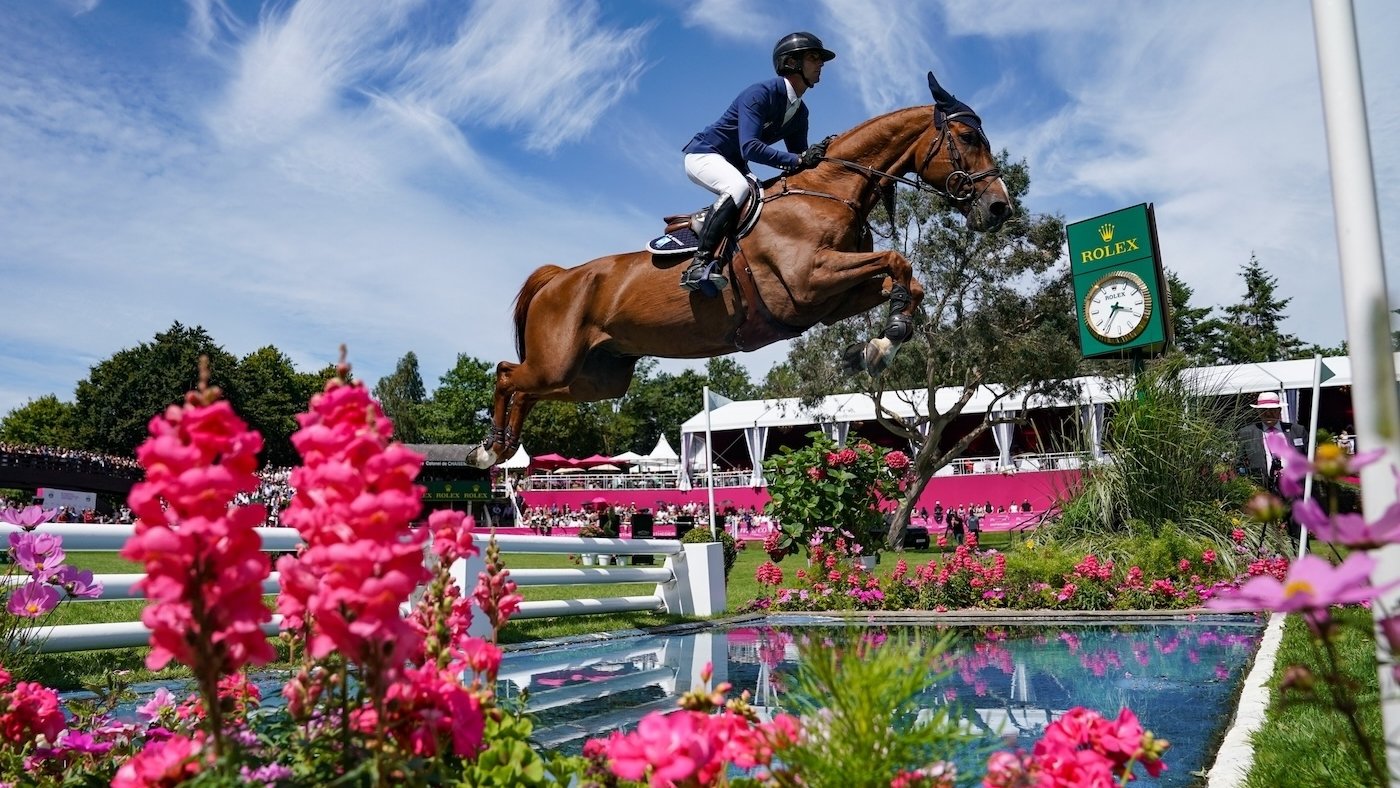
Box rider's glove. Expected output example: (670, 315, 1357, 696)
(792, 136, 834, 171)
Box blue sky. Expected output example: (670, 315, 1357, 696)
(2, 0, 1397, 418)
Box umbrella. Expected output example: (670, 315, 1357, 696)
(575, 454, 614, 468)
(531, 453, 572, 471)
(590, 496, 609, 506)
(589, 463, 623, 472)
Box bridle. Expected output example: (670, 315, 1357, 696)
(820, 108, 1002, 206)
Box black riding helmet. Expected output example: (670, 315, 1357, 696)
(772, 32, 836, 75)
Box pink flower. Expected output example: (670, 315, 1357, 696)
(1208, 552, 1398, 624)
(55, 565, 103, 599)
(0, 680, 64, 744)
(120, 394, 273, 675)
(806, 466, 826, 482)
(884, 450, 910, 471)
(605, 711, 716, 786)
(136, 687, 177, 723)
(1201, 550, 1217, 566)
(1231, 528, 1246, 544)
(429, 509, 479, 564)
(1293, 497, 1400, 550)
(1265, 431, 1381, 497)
(0, 506, 58, 529)
(276, 378, 429, 674)
(6, 581, 59, 618)
(755, 561, 783, 587)
(111, 733, 208, 788)
(11, 532, 65, 581)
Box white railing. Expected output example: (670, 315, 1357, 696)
(0, 524, 726, 653)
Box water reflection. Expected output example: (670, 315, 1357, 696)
(508, 618, 1261, 786)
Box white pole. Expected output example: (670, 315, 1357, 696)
(1311, 0, 1400, 770)
(704, 385, 718, 538)
(1298, 354, 1325, 559)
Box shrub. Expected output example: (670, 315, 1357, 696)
(681, 526, 738, 580)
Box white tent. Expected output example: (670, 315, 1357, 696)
(499, 445, 531, 469)
(641, 435, 679, 469)
(610, 450, 645, 463)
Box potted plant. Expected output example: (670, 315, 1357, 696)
(763, 432, 908, 569)
(578, 522, 607, 565)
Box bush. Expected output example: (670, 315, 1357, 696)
(681, 527, 738, 580)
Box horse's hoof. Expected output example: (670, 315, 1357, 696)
(841, 342, 867, 375)
(864, 337, 896, 375)
(465, 444, 498, 469)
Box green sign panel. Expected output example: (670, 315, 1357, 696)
(422, 479, 492, 502)
(1067, 203, 1172, 359)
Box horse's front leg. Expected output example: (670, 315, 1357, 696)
(466, 361, 518, 468)
(808, 249, 924, 376)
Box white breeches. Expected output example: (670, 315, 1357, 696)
(684, 153, 750, 206)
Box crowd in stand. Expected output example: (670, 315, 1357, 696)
(0, 441, 142, 477)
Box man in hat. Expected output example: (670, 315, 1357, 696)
(1236, 391, 1309, 492)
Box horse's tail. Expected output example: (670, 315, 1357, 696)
(513, 264, 565, 361)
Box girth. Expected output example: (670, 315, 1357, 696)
(724, 246, 805, 352)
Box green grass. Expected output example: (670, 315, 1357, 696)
(1244, 608, 1387, 787)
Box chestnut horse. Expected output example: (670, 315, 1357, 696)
(467, 73, 1009, 468)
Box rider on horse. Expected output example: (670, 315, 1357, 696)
(678, 31, 836, 294)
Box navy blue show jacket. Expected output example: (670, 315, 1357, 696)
(683, 77, 809, 174)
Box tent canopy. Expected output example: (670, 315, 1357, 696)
(575, 454, 616, 468)
(610, 451, 645, 463)
(645, 435, 678, 463)
(678, 355, 1373, 437)
(499, 445, 530, 469)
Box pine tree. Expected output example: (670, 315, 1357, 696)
(1212, 254, 1305, 363)
(1165, 270, 1218, 362)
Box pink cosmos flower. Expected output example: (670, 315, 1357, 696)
(0, 506, 58, 529)
(1264, 430, 1381, 498)
(10, 532, 65, 582)
(7, 581, 59, 618)
(54, 565, 103, 599)
(1207, 552, 1399, 623)
(136, 687, 177, 723)
(1292, 497, 1400, 550)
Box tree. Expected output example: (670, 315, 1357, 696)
(776, 155, 1083, 547)
(1211, 254, 1305, 363)
(228, 346, 306, 467)
(620, 367, 708, 457)
(373, 352, 427, 443)
(519, 400, 607, 458)
(1165, 270, 1219, 362)
(421, 355, 495, 445)
(72, 322, 239, 456)
(703, 357, 757, 401)
(0, 395, 78, 447)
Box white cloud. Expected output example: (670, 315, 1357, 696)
(817, 0, 940, 113)
(680, 0, 776, 43)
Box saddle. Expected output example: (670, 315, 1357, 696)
(646, 176, 764, 256)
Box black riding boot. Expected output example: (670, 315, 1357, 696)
(680, 196, 739, 293)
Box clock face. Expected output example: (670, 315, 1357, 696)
(1084, 272, 1153, 344)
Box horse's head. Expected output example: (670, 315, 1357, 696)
(917, 72, 1011, 231)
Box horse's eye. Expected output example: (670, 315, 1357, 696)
(959, 131, 977, 145)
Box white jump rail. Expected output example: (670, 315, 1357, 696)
(0, 524, 726, 653)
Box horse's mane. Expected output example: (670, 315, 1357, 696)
(825, 105, 932, 160)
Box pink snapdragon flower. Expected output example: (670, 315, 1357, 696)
(276, 377, 429, 673)
(0, 679, 64, 745)
(120, 392, 273, 675)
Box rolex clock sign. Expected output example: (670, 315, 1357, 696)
(1067, 203, 1172, 359)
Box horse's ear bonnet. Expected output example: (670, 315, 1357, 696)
(927, 71, 984, 137)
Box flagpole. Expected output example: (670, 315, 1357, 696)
(1298, 354, 1326, 559)
(1312, 0, 1400, 767)
(704, 385, 718, 538)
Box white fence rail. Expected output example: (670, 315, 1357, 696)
(0, 524, 726, 653)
